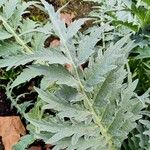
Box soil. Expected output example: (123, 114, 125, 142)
(28, 0, 95, 19)
(0, 91, 17, 116)
(48, 0, 95, 18)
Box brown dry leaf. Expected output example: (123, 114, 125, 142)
(60, 13, 75, 26)
(28, 81, 36, 91)
(64, 63, 73, 72)
(50, 39, 60, 47)
(0, 116, 26, 150)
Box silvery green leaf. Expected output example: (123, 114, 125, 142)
(0, 0, 5, 7)
(11, 65, 77, 88)
(0, 30, 12, 40)
(13, 134, 35, 150)
(35, 88, 91, 121)
(67, 18, 89, 39)
(3, 0, 18, 19)
(0, 42, 23, 56)
(0, 50, 70, 70)
(41, 0, 67, 43)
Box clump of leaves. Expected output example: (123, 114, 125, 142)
(86, 0, 150, 149)
(87, 0, 150, 93)
(0, 0, 149, 150)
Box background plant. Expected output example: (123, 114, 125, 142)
(86, 0, 150, 149)
(86, 0, 150, 93)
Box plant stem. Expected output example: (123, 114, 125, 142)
(62, 41, 115, 150)
(0, 16, 33, 54)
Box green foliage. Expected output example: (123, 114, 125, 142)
(11, 64, 78, 89)
(13, 134, 35, 150)
(87, 0, 150, 94)
(89, 2, 150, 150)
(0, 0, 149, 150)
(86, 0, 150, 149)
